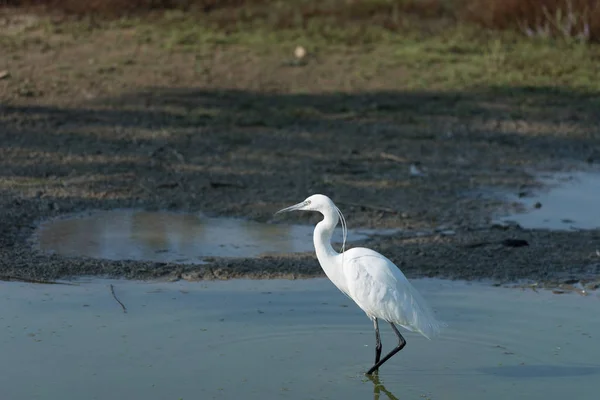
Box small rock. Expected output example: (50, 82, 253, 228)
(409, 163, 425, 177)
(0, 71, 9, 80)
(501, 239, 529, 247)
(490, 220, 522, 230)
(439, 230, 456, 236)
(562, 279, 579, 285)
(533, 202, 542, 209)
(294, 46, 306, 59)
(586, 149, 600, 164)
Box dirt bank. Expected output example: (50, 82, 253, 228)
(1, 13, 599, 288)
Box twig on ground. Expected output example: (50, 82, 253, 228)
(109, 284, 128, 313)
(379, 152, 406, 163)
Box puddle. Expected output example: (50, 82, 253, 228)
(0, 278, 598, 400)
(32, 210, 393, 264)
(499, 171, 600, 231)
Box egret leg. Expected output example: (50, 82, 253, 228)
(373, 318, 382, 364)
(365, 322, 406, 375)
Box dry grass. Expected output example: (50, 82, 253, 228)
(207, 0, 449, 32)
(1, 0, 447, 20)
(0, 1, 268, 16)
(3, 0, 600, 42)
(464, 0, 600, 42)
(0, 0, 456, 45)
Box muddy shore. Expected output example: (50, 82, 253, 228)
(1, 17, 599, 288)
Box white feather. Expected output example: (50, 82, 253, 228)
(341, 249, 443, 339)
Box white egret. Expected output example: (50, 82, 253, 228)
(276, 194, 443, 375)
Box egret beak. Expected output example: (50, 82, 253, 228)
(275, 201, 307, 215)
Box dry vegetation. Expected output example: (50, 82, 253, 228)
(2, 0, 600, 41)
(464, 0, 600, 42)
(1, 0, 254, 15)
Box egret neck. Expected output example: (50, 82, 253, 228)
(313, 210, 348, 295)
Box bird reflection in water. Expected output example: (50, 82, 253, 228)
(366, 373, 399, 400)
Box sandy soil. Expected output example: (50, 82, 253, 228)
(1, 14, 599, 288)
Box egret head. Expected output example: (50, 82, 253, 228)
(275, 194, 348, 254)
(275, 194, 335, 215)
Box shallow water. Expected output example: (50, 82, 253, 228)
(1, 278, 598, 399)
(500, 171, 600, 231)
(32, 210, 393, 264)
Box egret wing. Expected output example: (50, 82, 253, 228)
(343, 250, 442, 339)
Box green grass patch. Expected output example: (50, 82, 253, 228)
(2, 0, 600, 98)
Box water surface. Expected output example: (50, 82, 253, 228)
(0, 278, 598, 399)
(500, 171, 600, 230)
(32, 210, 391, 264)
